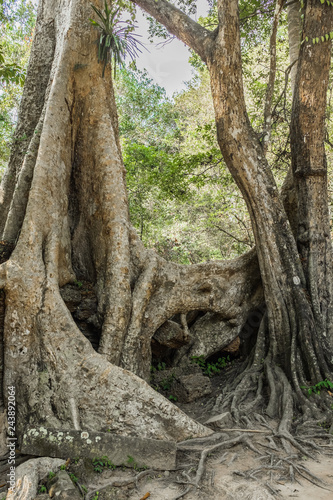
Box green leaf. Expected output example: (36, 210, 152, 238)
(321, 36, 325, 42)
(316, 37, 320, 43)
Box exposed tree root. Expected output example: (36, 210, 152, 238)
(84, 469, 154, 500)
(171, 339, 333, 499)
(172, 426, 333, 499)
(233, 469, 281, 496)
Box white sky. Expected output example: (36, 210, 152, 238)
(134, 1, 210, 96)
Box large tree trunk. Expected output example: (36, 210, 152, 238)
(0, 0, 210, 443)
(209, 0, 333, 379)
(130, 0, 333, 432)
(0, 0, 266, 447)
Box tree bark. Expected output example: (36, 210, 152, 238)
(287, 0, 301, 96)
(290, 0, 333, 353)
(131, 0, 333, 428)
(0, 0, 221, 443)
(0, 0, 268, 445)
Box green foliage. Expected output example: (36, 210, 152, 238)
(0, 0, 36, 172)
(48, 471, 56, 480)
(60, 464, 66, 470)
(309, 31, 333, 44)
(301, 379, 333, 396)
(38, 485, 47, 493)
(0, 44, 25, 86)
(150, 361, 167, 373)
(92, 455, 116, 473)
(92, 492, 99, 500)
(90, 1, 143, 77)
(68, 472, 78, 484)
(191, 355, 231, 377)
(116, 66, 252, 262)
(168, 395, 178, 402)
(159, 375, 174, 391)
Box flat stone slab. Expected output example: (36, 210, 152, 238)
(21, 427, 176, 470)
(173, 373, 212, 403)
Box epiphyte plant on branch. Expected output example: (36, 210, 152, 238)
(90, 0, 144, 77)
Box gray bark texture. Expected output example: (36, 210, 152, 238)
(0, 0, 266, 448)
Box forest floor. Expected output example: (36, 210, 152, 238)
(63, 363, 333, 500)
(1, 363, 333, 499)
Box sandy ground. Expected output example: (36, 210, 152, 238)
(125, 451, 333, 500)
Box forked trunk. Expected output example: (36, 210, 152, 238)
(0, 0, 265, 445)
(0, 0, 213, 443)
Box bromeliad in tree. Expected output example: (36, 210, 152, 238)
(90, 1, 144, 76)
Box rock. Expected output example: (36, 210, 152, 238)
(48, 470, 81, 499)
(224, 336, 240, 354)
(151, 365, 201, 387)
(174, 312, 242, 367)
(59, 285, 82, 312)
(60, 283, 101, 349)
(21, 427, 177, 470)
(74, 295, 97, 321)
(6, 457, 65, 500)
(173, 373, 212, 403)
(204, 411, 233, 428)
(0, 410, 7, 455)
(153, 320, 190, 349)
(34, 495, 49, 500)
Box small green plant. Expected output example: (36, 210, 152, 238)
(81, 485, 88, 493)
(126, 455, 148, 471)
(92, 492, 99, 500)
(191, 355, 231, 377)
(69, 473, 78, 484)
(160, 375, 174, 391)
(301, 379, 333, 396)
(48, 471, 56, 479)
(168, 394, 178, 402)
(89, 1, 144, 77)
(126, 455, 136, 468)
(150, 361, 167, 373)
(92, 456, 116, 473)
(60, 464, 66, 470)
(38, 485, 47, 493)
(74, 280, 83, 288)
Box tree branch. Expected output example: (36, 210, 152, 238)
(262, 0, 285, 155)
(130, 0, 214, 61)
